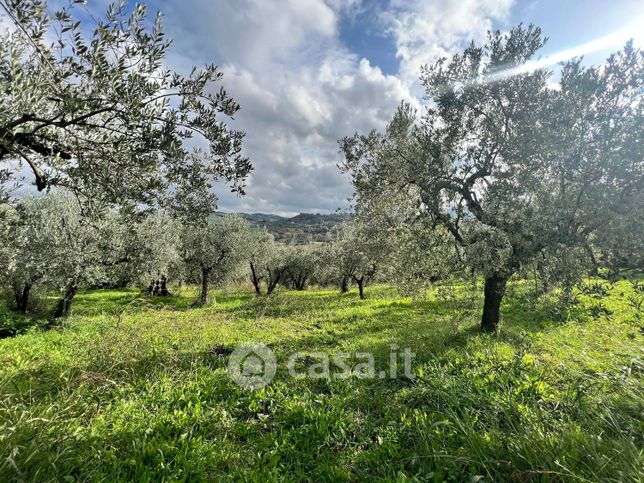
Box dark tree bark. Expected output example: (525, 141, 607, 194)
(14, 282, 32, 314)
(340, 276, 349, 293)
(53, 282, 78, 318)
(0, 327, 16, 339)
(200, 267, 212, 305)
(481, 272, 509, 332)
(250, 262, 262, 296)
(160, 276, 169, 296)
(267, 278, 279, 295)
(293, 273, 307, 291)
(353, 276, 365, 299)
(267, 267, 283, 295)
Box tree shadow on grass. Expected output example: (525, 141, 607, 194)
(2, 283, 639, 481)
(0, 309, 37, 338)
(279, 286, 597, 359)
(0, 297, 59, 337)
(0, 293, 593, 425)
(1, 338, 612, 482)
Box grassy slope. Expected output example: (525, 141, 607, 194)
(0, 281, 642, 482)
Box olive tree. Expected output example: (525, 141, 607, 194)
(0, 193, 131, 316)
(0, 197, 57, 312)
(349, 173, 461, 294)
(382, 220, 460, 295)
(111, 211, 182, 290)
(247, 228, 271, 295)
(263, 243, 291, 295)
(48, 199, 131, 317)
(341, 26, 643, 330)
(329, 222, 387, 299)
(315, 242, 348, 291)
(181, 215, 252, 305)
(248, 233, 290, 295)
(247, 229, 291, 296)
(0, 0, 251, 215)
(284, 243, 323, 291)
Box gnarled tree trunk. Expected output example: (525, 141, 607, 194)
(53, 282, 78, 318)
(200, 267, 212, 305)
(481, 272, 509, 332)
(159, 276, 169, 296)
(250, 262, 262, 296)
(353, 276, 365, 299)
(535, 256, 548, 294)
(294, 273, 307, 291)
(14, 282, 32, 314)
(267, 268, 282, 295)
(340, 276, 349, 293)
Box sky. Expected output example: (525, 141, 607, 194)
(13, 0, 644, 216)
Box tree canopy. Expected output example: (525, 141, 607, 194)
(0, 0, 251, 215)
(181, 214, 253, 305)
(341, 25, 643, 330)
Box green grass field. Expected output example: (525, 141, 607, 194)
(0, 281, 642, 482)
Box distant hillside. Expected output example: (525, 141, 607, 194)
(218, 212, 350, 243)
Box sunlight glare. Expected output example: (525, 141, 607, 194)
(485, 15, 644, 83)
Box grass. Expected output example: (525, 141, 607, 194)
(0, 280, 642, 482)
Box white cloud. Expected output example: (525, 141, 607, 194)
(385, 0, 513, 89)
(163, 0, 337, 69)
(155, 0, 514, 215)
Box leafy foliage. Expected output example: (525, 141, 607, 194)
(341, 26, 643, 329)
(0, 0, 251, 215)
(0, 194, 129, 315)
(327, 222, 390, 298)
(181, 214, 253, 304)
